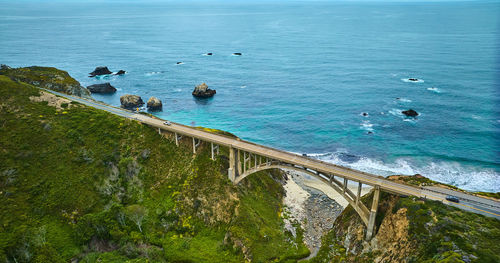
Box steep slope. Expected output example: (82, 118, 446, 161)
(0, 65, 90, 98)
(309, 191, 500, 263)
(0, 73, 309, 262)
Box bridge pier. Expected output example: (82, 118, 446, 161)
(366, 186, 380, 240)
(211, 143, 219, 160)
(356, 182, 362, 205)
(228, 147, 236, 182)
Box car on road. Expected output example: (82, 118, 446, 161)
(163, 121, 171, 126)
(446, 195, 460, 203)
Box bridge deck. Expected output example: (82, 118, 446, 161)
(42, 89, 500, 215)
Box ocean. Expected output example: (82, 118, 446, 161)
(1, 1, 499, 192)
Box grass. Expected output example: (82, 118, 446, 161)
(0, 73, 309, 262)
(309, 190, 500, 263)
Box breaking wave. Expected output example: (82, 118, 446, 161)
(304, 151, 500, 192)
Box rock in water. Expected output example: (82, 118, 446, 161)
(408, 78, 419, 82)
(86, 83, 116, 94)
(89, 66, 113, 77)
(192, 83, 216, 98)
(120, 94, 144, 109)
(233, 53, 242, 56)
(115, 70, 126, 75)
(402, 109, 419, 117)
(147, 96, 162, 111)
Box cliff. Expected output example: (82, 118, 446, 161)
(0, 65, 91, 98)
(309, 191, 500, 263)
(0, 71, 308, 262)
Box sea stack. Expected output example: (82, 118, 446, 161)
(86, 83, 116, 94)
(192, 83, 216, 98)
(89, 66, 113, 77)
(402, 109, 419, 117)
(147, 96, 162, 111)
(120, 94, 144, 109)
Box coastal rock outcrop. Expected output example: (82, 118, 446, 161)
(86, 83, 116, 94)
(192, 83, 216, 98)
(0, 65, 91, 98)
(147, 96, 162, 111)
(402, 109, 419, 117)
(120, 94, 144, 109)
(89, 66, 113, 77)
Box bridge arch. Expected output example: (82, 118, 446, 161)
(233, 161, 380, 239)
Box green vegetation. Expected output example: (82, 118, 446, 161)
(194, 126, 238, 138)
(310, 192, 500, 263)
(0, 74, 308, 262)
(1, 66, 498, 263)
(388, 174, 459, 190)
(473, 192, 500, 200)
(388, 174, 499, 200)
(0, 65, 90, 97)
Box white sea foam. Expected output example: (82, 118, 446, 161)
(388, 108, 404, 117)
(396, 98, 412, 103)
(401, 78, 424, 83)
(240, 85, 247, 89)
(174, 88, 182, 92)
(307, 151, 500, 192)
(145, 71, 162, 76)
(360, 120, 374, 131)
(427, 87, 441, 93)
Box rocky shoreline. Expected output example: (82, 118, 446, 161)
(282, 170, 344, 258)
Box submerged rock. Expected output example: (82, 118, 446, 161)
(402, 109, 419, 117)
(120, 94, 144, 109)
(115, 70, 126, 75)
(86, 83, 116, 94)
(206, 53, 213, 56)
(147, 96, 162, 111)
(89, 66, 113, 77)
(192, 83, 216, 98)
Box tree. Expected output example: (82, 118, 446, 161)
(126, 205, 147, 233)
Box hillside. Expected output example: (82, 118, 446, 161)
(308, 191, 500, 263)
(1, 66, 499, 263)
(0, 67, 309, 262)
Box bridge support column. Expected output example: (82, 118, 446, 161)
(211, 143, 219, 160)
(356, 182, 362, 205)
(228, 147, 239, 183)
(192, 137, 196, 154)
(228, 147, 235, 182)
(366, 186, 380, 240)
(237, 149, 242, 176)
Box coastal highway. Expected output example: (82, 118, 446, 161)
(42, 89, 500, 220)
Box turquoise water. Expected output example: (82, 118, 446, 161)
(1, 1, 499, 192)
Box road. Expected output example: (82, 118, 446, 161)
(42, 89, 500, 219)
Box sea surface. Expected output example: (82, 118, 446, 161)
(1, 1, 499, 192)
